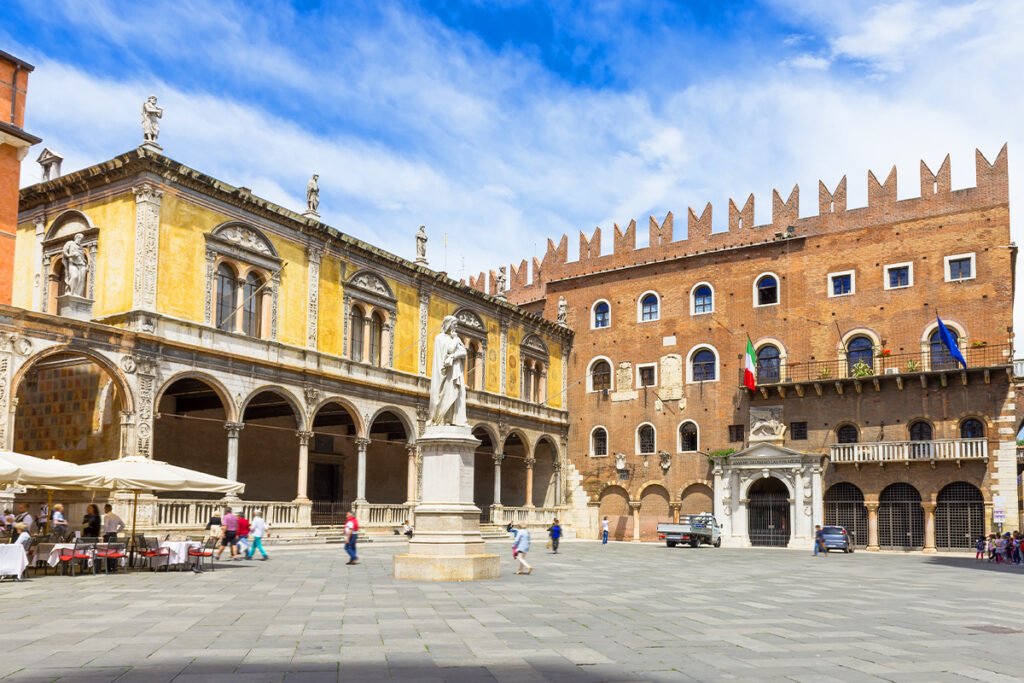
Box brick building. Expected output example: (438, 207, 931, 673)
(483, 146, 1022, 551)
(0, 50, 40, 305)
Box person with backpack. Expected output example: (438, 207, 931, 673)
(548, 518, 562, 554)
(344, 511, 360, 565)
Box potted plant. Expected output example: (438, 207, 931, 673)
(851, 360, 874, 377)
(817, 366, 832, 380)
(905, 359, 920, 372)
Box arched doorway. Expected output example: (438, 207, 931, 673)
(239, 390, 300, 501)
(639, 485, 670, 540)
(747, 477, 790, 547)
(366, 410, 411, 504)
(824, 483, 868, 548)
(936, 482, 984, 551)
(532, 437, 558, 507)
(680, 483, 713, 516)
(309, 400, 359, 525)
(154, 377, 230, 484)
(598, 485, 631, 541)
(472, 426, 496, 521)
(878, 483, 924, 550)
(501, 433, 528, 506)
(13, 351, 126, 464)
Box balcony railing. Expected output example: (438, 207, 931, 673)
(749, 344, 1010, 386)
(830, 438, 989, 464)
(154, 499, 299, 528)
(353, 502, 414, 528)
(493, 506, 562, 526)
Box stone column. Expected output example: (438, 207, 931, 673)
(492, 452, 503, 506)
(793, 467, 806, 543)
(552, 460, 563, 507)
(305, 246, 321, 349)
(355, 437, 370, 503)
(133, 358, 157, 459)
(31, 216, 44, 312)
(922, 501, 937, 554)
(295, 430, 313, 501)
(131, 183, 163, 313)
(670, 502, 682, 523)
(405, 445, 418, 504)
(865, 501, 880, 551)
(118, 411, 135, 459)
(810, 464, 824, 529)
(630, 501, 642, 542)
(225, 422, 245, 483)
(524, 456, 536, 507)
(984, 501, 994, 535)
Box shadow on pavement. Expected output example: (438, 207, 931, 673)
(925, 554, 1024, 573)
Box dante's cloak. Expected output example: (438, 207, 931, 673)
(427, 332, 468, 426)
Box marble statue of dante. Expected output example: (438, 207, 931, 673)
(415, 225, 427, 260)
(427, 315, 468, 427)
(556, 296, 568, 325)
(62, 234, 88, 297)
(306, 174, 320, 213)
(141, 96, 163, 143)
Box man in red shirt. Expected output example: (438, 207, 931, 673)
(236, 515, 251, 560)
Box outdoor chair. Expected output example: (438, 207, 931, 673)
(188, 537, 217, 572)
(137, 537, 169, 572)
(95, 542, 127, 575)
(57, 540, 96, 577)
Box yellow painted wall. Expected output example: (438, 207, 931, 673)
(505, 325, 521, 399)
(272, 237, 306, 347)
(157, 192, 226, 321)
(318, 256, 343, 357)
(393, 282, 419, 373)
(546, 341, 563, 409)
(12, 221, 34, 309)
(484, 318, 501, 394)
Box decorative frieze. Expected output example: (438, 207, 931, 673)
(132, 183, 163, 312)
(306, 246, 322, 349)
(418, 289, 430, 375)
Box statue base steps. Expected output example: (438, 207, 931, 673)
(393, 425, 500, 581)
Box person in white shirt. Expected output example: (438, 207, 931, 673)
(101, 504, 125, 542)
(602, 516, 610, 544)
(246, 512, 269, 561)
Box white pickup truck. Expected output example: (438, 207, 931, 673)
(656, 514, 722, 548)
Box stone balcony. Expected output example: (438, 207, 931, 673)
(829, 438, 989, 465)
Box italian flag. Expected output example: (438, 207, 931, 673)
(743, 338, 757, 391)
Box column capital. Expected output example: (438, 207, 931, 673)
(524, 456, 536, 469)
(864, 501, 880, 511)
(668, 501, 682, 510)
(628, 501, 642, 510)
(920, 501, 937, 513)
(406, 444, 418, 457)
(355, 437, 371, 450)
(224, 422, 245, 437)
(296, 430, 314, 446)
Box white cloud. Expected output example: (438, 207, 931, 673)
(782, 54, 831, 70)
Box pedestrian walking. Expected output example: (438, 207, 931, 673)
(548, 518, 562, 554)
(344, 511, 360, 565)
(512, 523, 532, 574)
(975, 534, 986, 561)
(51, 503, 68, 540)
(102, 503, 126, 571)
(236, 514, 251, 560)
(813, 525, 827, 557)
(247, 510, 270, 560)
(214, 507, 239, 560)
(38, 503, 48, 535)
(601, 516, 609, 544)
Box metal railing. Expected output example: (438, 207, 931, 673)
(748, 344, 1009, 386)
(830, 438, 989, 464)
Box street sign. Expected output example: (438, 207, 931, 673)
(994, 509, 1007, 523)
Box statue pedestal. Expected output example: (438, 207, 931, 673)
(394, 425, 500, 581)
(57, 294, 93, 321)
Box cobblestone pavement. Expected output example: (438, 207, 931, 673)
(2, 540, 1023, 682)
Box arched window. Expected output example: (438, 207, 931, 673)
(215, 263, 237, 332)
(960, 418, 984, 439)
(929, 328, 959, 370)
(756, 345, 781, 383)
(241, 272, 263, 337)
(846, 336, 874, 375)
(350, 306, 365, 362)
(590, 359, 611, 392)
(755, 274, 778, 306)
(591, 427, 608, 457)
(637, 424, 656, 454)
(836, 424, 858, 444)
(593, 301, 610, 329)
(692, 284, 713, 315)
(369, 311, 384, 366)
(691, 348, 717, 382)
(909, 420, 933, 441)
(639, 293, 659, 322)
(679, 422, 698, 452)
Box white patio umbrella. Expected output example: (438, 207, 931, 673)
(77, 456, 245, 550)
(0, 451, 108, 490)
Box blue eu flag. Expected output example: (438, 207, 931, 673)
(936, 316, 967, 368)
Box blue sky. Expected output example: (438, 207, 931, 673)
(3, 0, 1022, 328)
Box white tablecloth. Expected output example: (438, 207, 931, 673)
(42, 543, 76, 568)
(0, 545, 28, 579)
(152, 541, 201, 567)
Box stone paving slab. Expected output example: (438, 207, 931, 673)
(2, 541, 1024, 681)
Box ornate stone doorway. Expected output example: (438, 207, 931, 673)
(747, 477, 791, 547)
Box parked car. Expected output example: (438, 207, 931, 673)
(820, 525, 854, 553)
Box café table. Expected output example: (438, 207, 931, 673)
(0, 544, 28, 581)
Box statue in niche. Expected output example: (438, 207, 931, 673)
(494, 267, 507, 297)
(415, 225, 428, 263)
(556, 296, 568, 326)
(306, 174, 320, 214)
(141, 96, 163, 144)
(62, 234, 88, 297)
(427, 315, 468, 427)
